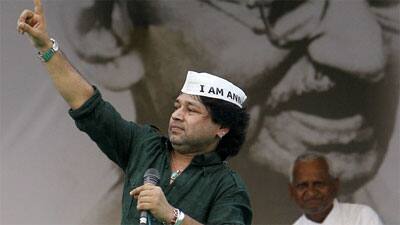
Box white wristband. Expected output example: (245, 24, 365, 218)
(175, 209, 185, 225)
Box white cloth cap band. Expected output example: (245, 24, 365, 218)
(181, 71, 247, 108)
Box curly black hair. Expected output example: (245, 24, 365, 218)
(199, 96, 250, 160)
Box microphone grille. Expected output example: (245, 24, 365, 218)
(143, 168, 160, 185)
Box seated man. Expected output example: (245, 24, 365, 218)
(289, 153, 384, 225)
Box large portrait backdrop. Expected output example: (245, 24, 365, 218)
(1, 0, 399, 224)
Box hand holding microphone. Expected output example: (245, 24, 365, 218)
(130, 169, 175, 225)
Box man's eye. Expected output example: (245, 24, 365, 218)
(296, 183, 307, 189)
(314, 182, 326, 188)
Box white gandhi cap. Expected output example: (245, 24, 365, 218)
(181, 71, 247, 108)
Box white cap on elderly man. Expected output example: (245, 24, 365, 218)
(181, 71, 247, 108)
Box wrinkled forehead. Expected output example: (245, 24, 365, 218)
(293, 159, 331, 180)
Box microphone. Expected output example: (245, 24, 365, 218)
(140, 168, 160, 225)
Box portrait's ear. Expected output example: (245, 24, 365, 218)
(57, 0, 146, 91)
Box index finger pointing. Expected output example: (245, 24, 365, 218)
(130, 186, 142, 196)
(33, 0, 43, 14)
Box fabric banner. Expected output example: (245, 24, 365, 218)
(1, 0, 399, 224)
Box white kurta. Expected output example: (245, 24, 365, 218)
(293, 199, 384, 225)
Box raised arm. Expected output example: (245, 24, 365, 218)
(17, 0, 94, 109)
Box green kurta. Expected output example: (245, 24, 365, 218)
(69, 88, 252, 225)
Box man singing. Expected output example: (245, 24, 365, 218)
(17, 0, 252, 224)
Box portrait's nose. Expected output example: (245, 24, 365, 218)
(307, 0, 385, 81)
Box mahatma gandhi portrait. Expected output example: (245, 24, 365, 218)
(55, 0, 399, 223)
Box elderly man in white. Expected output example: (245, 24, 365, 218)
(289, 153, 384, 225)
